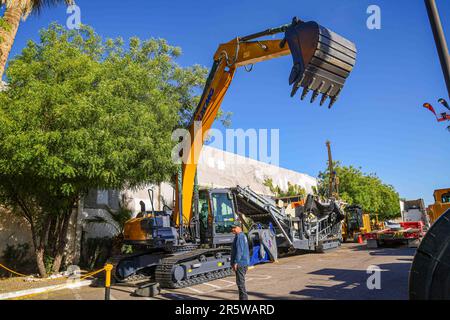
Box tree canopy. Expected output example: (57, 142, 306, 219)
(316, 162, 400, 219)
(263, 178, 306, 198)
(0, 23, 207, 276)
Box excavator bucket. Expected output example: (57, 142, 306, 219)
(284, 18, 357, 108)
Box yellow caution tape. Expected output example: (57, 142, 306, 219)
(0, 263, 29, 277)
(9, 266, 108, 300)
(79, 267, 106, 280)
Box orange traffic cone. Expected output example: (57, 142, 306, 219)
(357, 234, 364, 244)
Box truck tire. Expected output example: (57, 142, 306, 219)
(409, 209, 450, 300)
(367, 239, 378, 249)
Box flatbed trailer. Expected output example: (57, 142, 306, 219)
(365, 221, 425, 248)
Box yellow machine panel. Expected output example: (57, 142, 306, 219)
(361, 214, 372, 233)
(123, 217, 150, 242)
(427, 188, 450, 224)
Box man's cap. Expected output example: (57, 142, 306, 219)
(231, 220, 242, 228)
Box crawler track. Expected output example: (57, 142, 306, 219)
(155, 248, 232, 289)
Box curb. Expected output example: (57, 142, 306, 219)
(0, 279, 93, 300)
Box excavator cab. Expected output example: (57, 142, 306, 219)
(198, 189, 237, 246)
(284, 17, 357, 108)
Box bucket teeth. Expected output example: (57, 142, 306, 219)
(290, 74, 304, 97)
(300, 77, 315, 101)
(310, 90, 319, 103)
(320, 84, 334, 106)
(328, 88, 341, 109)
(290, 83, 300, 98)
(311, 81, 324, 104)
(285, 18, 356, 108)
(320, 94, 328, 106)
(289, 64, 302, 86)
(328, 97, 337, 109)
(300, 87, 309, 101)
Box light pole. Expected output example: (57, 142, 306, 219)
(425, 0, 450, 99)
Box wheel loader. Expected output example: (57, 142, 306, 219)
(341, 205, 371, 242)
(110, 16, 357, 289)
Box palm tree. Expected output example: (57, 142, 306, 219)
(0, 0, 73, 79)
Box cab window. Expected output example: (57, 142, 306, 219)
(198, 191, 210, 229)
(211, 193, 235, 234)
(441, 192, 450, 203)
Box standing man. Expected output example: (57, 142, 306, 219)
(230, 221, 250, 300)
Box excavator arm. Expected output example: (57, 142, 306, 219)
(175, 18, 357, 227)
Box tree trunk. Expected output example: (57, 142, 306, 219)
(30, 222, 48, 278)
(47, 216, 58, 256)
(35, 246, 47, 278)
(72, 197, 84, 265)
(52, 210, 72, 273)
(0, 3, 23, 79)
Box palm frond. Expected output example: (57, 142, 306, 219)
(84, 215, 108, 224)
(1, 0, 74, 18)
(85, 215, 121, 234)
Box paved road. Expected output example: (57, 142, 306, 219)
(29, 243, 415, 300)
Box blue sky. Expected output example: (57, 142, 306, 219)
(3, 0, 450, 204)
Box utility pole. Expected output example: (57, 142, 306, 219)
(425, 0, 450, 99)
(325, 141, 338, 198)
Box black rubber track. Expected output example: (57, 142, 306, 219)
(409, 209, 450, 299)
(155, 248, 232, 289)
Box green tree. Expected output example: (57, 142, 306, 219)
(317, 162, 400, 219)
(0, 24, 206, 277)
(0, 1, 74, 79)
(263, 178, 306, 198)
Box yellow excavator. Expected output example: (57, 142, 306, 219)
(113, 17, 356, 288)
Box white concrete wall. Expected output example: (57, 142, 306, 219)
(197, 146, 317, 195)
(0, 208, 33, 259)
(124, 146, 317, 215)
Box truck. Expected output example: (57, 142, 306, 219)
(364, 199, 430, 249)
(401, 199, 430, 229)
(365, 221, 425, 248)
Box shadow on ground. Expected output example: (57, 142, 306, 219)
(167, 288, 293, 300)
(350, 244, 416, 257)
(290, 261, 411, 300)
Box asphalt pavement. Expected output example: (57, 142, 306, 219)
(28, 243, 415, 300)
